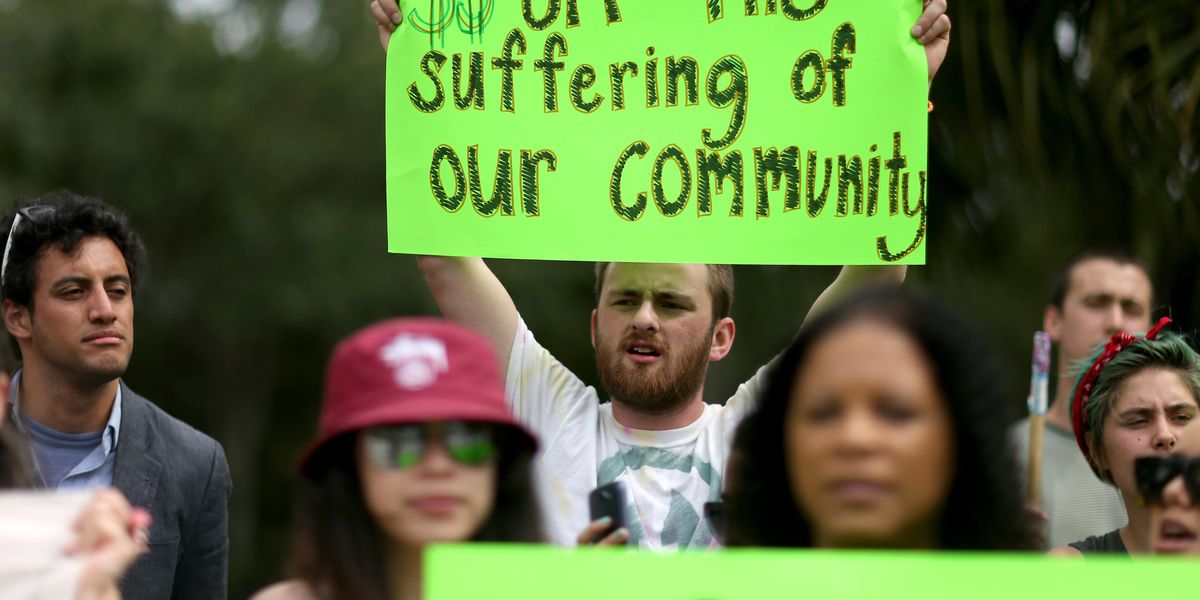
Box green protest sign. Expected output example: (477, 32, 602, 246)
(386, 1, 929, 264)
(426, 544, 1195, 599)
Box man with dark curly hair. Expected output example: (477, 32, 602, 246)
(0, 190, 230, 599)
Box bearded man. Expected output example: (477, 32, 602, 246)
(417, 257, 905, 548)
(402, 0, 950, 551)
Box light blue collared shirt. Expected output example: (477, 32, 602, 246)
(7, 370, 122, 491)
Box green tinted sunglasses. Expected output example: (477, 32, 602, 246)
(363, 421, 497, 469)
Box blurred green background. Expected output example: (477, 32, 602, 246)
(0, 0, 1196, 596)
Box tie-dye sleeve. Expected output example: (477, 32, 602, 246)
(504, 317, 600, 445)
(721, 360, 775, 433)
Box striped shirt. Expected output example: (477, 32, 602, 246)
(1010, 417, 1127, 548)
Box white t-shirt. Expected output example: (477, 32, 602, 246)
(506, 318, 766, 549)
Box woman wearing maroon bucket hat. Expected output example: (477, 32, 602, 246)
(253, 319, 543, 600)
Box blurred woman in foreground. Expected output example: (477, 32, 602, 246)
(253, 319, 543, 600)
(727, 288, 1038, 550)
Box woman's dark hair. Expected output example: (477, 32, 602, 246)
(1, 189, 147, 309)
(726, 286, 1038, 550)
(285, 425, 545, 600)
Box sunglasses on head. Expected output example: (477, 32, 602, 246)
(2, 205, 57, 283)
(1135, 455, 1200, 505)
(363, 421, 497, 469)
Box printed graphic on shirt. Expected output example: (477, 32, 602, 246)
(597, 447, 723, 548)
(505, 318, 763, 548)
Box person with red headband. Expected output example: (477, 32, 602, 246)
(252, 319, 543, 600)
(1050, 318, 1200, 555)
(1138, 423, 1200, 555)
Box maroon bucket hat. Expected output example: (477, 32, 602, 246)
(297, 318, 537, 476)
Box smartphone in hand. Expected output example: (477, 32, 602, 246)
(587, 481, 627, 544)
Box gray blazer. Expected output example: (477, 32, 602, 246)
(114, 384, 231, 600)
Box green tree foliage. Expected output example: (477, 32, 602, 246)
(925, 0, 1199, 336)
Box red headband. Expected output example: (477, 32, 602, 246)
(1071, 316, 1172, 463)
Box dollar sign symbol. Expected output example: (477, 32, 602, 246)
(457, 0, 494, 43)
(410, 0, 457, 48)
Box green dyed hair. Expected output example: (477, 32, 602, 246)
(1073, 333, 1200, 481)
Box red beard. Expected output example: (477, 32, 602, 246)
(595, 329, 712, 415)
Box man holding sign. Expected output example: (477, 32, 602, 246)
(373, 0, 949, 549)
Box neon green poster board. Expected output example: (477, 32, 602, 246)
(426, 544, 1196, 599)
(386, 1, 929, 264)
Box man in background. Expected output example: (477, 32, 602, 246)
(1010, 249, 1154, 547)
